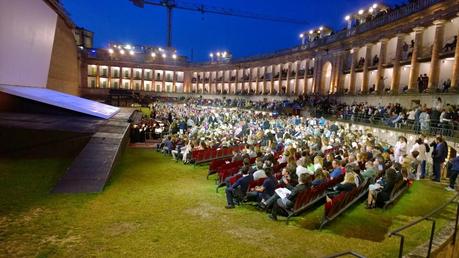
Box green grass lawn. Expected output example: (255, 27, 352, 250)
(0, 148, 456, 258)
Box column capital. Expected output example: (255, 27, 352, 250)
(350, 47, 359, 54)
(413, 26, 425, 33)
(380, 38, 389, 43)
(365, 43, 374, 47)
(396, 32, 407, 38)
(433, 19, 447, 26)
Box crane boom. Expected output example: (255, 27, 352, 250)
(132, 0, 308, 47)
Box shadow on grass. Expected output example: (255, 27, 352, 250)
(294, 182, 456, 242)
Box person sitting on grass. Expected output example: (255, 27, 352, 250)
(246, 168, 277, 204)
(268, 173, 312, 221)
(225, 167, 253, 209)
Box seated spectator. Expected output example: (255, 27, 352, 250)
(329, 160, 344, 179)
(443, 35, 457, 52)
(225, 167, 253, 209)
(366, 168, 400, 209)
(326, 172, 357, 202)
(246, 168, 277, 204)
(268, 173, 312, 220)
(361, 161, 377, 180)
(312, 168, 327, 186)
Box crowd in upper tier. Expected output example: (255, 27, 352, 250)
(131, 98, 458, 219)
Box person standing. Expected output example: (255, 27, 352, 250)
(446, 154, 459, 192)
(431, 136, 448, 182)
(411, 138, 427, 179)
(394, 136, 407, 164)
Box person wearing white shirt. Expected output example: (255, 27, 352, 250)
(394, 136, 407, 163)
(410, 138, 427, 179)
(296, 164, 310, 178)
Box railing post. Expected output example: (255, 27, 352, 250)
(392, 233, 405, 258)
(426, 218, 436, 258)
(454, 201, 459, 245)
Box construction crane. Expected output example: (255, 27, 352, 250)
(131, 0, 308, 48)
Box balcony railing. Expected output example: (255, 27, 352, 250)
(226, 0, 444, 64)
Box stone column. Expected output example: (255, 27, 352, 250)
(285, 63, 291, 95)
(349, 48, 358, 95)
(294, 61, 300, 95)
(288, 63, 292, 95)
(130, 67, 134, 90)
(141, 68, 145, 91)
(96, 65, 100, 88)
(304, 59, 309, 94)
(161, 70, 167, 92)
(407, 27, 424, 93)
(427, 20, 446, 91)
(376, 38, 388, 94)
(262, 67, 267, 94)
(313, 58, 322, 94)
(254, 67, 259, 94)
(333, 53, 344, 94)
(391, 34, 406, 94)
(451, 16, 459, 92)
(362, 43, 373, 94)
(270, 65, 275, 95)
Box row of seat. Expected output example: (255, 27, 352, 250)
(213, 157, 410, 227)
(191, 145, 245, 164)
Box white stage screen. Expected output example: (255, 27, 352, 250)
(0, 0, 57, 87)
(0, 85, 120, 119)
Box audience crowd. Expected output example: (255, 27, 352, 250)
(141, 98, 458, 220)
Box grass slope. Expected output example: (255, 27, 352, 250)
(0, 148, 456, 258)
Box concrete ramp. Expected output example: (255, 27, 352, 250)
(52, 109, 133, 193)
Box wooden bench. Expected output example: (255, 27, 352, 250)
(320, 178, 370, 229)
(383, 179, 409, 210)
(285, 174, 344, 224)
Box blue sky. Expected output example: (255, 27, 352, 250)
(61, 0, 407, 61)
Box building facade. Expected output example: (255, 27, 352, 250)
(81, 0, 459, 100)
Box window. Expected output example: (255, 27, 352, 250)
(156, 73, 161, 80)
(124, 82, 129, 88)
(135, 71, 140, 79)
(101, 80, 107, 88)
(124, 70, 129, 78)
(90, 80, 96, 88)
(146, 71, 151, 79)
(102, 69, 107, 77)
(113, 70, 119, 77)
(135, 83, 140, 90)
(113, 81, 119, 88)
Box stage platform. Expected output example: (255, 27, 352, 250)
(0, 85, 120, 119)
(52, 108, 134, 193)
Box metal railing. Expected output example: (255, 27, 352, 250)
(387, 193, 459, 258)
(324, 251, 366, 258)
(323, 112, 459, 139)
